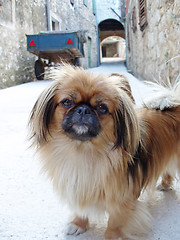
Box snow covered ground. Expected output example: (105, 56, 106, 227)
(0, 62, 179, 240)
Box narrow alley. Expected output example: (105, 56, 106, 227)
(0, 0, 180, 239)
(0, 63, 180, 240)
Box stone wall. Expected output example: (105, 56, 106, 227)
(0, 0, 47, 88)
(0, 0, 98, 88)
(126, 0, 180, 83)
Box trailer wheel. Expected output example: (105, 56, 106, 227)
(73, 57, 80, 66)
(35, 59, 44, 80)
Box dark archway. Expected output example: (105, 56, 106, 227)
(98, 19, 125, 42)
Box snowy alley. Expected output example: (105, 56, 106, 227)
(0, 63, 180, 240)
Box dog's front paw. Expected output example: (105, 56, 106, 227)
(157, 183, 173, 191)
(157, 174, 174, 191)
(67, 223, 87, 236)
(66, 216, 89, 236)
(105, 238, 122, 240)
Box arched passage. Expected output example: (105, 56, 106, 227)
(98, 19, 125, 63)
(99, 19, 125, 41)
(101, 36, 126, 62)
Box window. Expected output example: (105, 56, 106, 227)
(138, 0, 148, 31)
(52, 20, 59, 31)
(0, 0, 15, 27)
(70, 0, 74, 6)
(50, 12, 61, 31)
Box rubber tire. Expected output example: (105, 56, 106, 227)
(73, 58, 80, 66)
(35, 59, 44, 80)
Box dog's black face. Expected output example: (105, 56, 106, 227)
(62, 103, 101, 141)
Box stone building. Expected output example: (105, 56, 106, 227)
(0, 0, 98, 88)
(125, 0, 180, 83)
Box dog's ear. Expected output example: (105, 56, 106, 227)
(113, 91, 140, 155)
(28, 83, 58, 146)
(109, 74, 135, 103)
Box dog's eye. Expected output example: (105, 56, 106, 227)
(61, 98, 74, 108)
(96, 104, 109, 115)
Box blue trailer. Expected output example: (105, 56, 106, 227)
(26, 31, 85, 80)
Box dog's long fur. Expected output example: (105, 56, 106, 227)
(29, 65, 180, 240)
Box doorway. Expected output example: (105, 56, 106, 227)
(88, 37, 92, 68)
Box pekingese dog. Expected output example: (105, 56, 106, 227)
(29, 64, 180, 240)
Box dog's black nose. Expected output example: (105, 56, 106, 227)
(76, 105, 91, 115)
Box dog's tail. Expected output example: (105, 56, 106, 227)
(143, 78, 180, 110)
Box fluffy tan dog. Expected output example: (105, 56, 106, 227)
(29, 65, 180, 240)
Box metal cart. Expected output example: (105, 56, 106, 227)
(26, 31, 85, 80)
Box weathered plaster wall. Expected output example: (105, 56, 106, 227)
(0, 0, 47, 88)
(126, 0, 180, 83)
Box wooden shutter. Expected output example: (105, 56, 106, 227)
(138, 0, 148, 31)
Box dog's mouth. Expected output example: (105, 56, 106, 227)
(63, 122, 100, 141)
(62, 104, 101, 141)
(72, 124, 89, 135)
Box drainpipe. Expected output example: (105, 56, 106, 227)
(94, 1, 100, 66)
(96, 23, 100, 66)
(46, 0, 51, 31)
